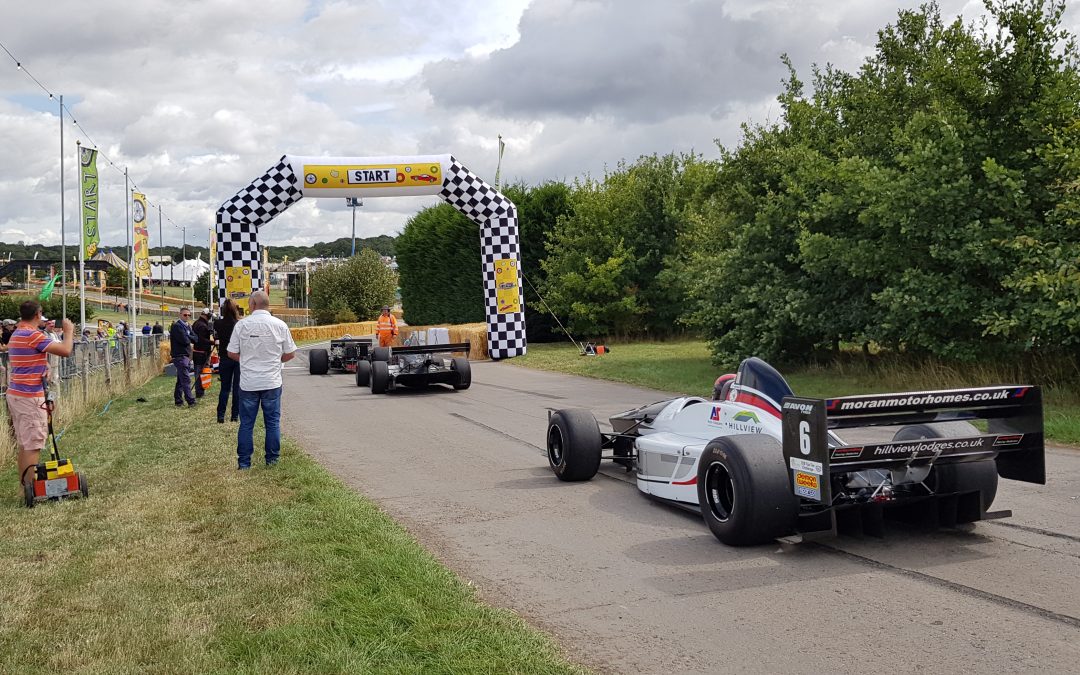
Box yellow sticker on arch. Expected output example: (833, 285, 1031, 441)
(225, 265, 252, 301)
(302, 163, 442, 189)
(494, 258, 520, 314)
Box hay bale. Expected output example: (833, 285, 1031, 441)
(292, 321, 491, 360)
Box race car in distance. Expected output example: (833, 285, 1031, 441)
(545, 357, 1045, 546)
(355, 342, 472, 394)
(308, 336, 373, 375)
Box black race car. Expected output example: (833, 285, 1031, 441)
(308, 336, 373, 375)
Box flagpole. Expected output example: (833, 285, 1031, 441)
(158, 204, 165, 322)
(77, 141, 86, 331)
(59, 94, 67, 321)
(124, 169, 132, 353)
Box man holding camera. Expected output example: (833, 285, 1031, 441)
(8, 300, 73, 489)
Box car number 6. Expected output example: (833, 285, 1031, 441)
(799, 420, 811, 455)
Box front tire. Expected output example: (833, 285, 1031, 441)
(892, 422, 998, 509)
(355, 360, 371, 387)
(24, 481, 34, 508)
(370, 360, 389, 394)
(308, 349, 329, 375)
(451, 357, 471, 390)
(696, 435, 798, 546)
(78, 473, 89, 498)
(547, 409, 603, 481)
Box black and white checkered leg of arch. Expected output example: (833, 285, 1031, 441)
(215, 156, 302, 299)
(439, 156, 527, 359)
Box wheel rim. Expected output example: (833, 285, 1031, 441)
(547, 425, 564, 467)
(704, 461, 735, 522)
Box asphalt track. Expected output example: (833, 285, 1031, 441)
(283, 347, 1080, 673)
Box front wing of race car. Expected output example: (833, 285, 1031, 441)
(781, 385, 1044, 539)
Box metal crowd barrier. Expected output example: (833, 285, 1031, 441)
(0, 334, 164, 396)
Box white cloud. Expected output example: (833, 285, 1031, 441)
(0, 0, 1077, 250)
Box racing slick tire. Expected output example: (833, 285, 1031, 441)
(370, 360, 390, 394)
(696, 435, 798, 546)
(355, 360, 371, 387)
(451, 357, 471, 390)
(547, 408, 603, 481)
(308, 349, 329, 375)
(371, 347, 391, 363)
(892, 422, 998, 510)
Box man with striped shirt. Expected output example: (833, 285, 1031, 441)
(8, 300, 73, 489)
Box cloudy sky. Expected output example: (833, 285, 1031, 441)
(1, 0, 1077, 250)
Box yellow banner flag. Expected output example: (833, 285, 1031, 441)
(132, 193, 150, 279)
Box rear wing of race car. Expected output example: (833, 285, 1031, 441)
(389, 342, 471, 356)
(781, 385, 1045, 509)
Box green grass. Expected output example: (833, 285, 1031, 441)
(514, 341, 1080, 446)
(0, 376, 582, 674)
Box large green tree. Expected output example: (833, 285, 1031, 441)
(682, 0, 1080, 367)
(309, 249, 397, 325)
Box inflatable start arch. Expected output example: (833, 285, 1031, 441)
(216, 154, 526, 359)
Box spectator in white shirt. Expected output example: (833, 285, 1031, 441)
(226, 290, 296, 469)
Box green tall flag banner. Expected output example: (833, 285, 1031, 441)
(39, 274, 60, 301)
(80, 147, 99, 259)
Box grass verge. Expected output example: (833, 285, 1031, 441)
(514, 342, 1080, 446)
(0, 375, 582, 674)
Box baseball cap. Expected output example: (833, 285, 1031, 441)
(200, 308, 211, 315)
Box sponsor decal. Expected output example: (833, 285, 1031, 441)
(783, 401, 815, 415)
(789, 457, 823, 476)
(993, 434, 1023, 447)
(793, 470, 821, 500)
(842, 435, 997, 460)
(710, 406, 721, 423)
(708, 406, 764, 433)
(829, 387, 1026, 413)
(831, 446, 863, 460)
(732, 411, 760, 424)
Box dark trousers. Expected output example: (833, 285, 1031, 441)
(173, 356, 194, 405)
(192, 350, 209, 398)
(217, 356, 240, 422)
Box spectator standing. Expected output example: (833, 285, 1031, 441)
(1, 319, 16, 348)
(191, 309, 215, 399)
(8, 300, 73, 490)
(142, 322, 152, 335)
(170, 307, 197, 407)
(213, 299, 242, 424)
(151, 321, 164, 335)
(227, 291, 296, 469)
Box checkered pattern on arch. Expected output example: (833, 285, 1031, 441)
(439, 156, 526, 359)
(215, 156, 301, 297)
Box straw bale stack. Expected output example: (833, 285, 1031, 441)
(288, 321, 490, 360)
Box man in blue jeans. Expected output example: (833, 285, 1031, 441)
(226, 291, 297, 469)
(170, 307, 197, 407)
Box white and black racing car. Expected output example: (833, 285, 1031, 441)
(545, 357, 1045, 546)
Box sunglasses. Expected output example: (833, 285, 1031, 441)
(181, 313, 191, 317)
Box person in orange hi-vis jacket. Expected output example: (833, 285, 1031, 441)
(376, 306, 397, 348)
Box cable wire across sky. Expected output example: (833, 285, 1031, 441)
(0, 37, 190, 237)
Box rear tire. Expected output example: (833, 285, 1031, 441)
(371, 347, 391, 362)
(696, 435, 798, 546)
(547, 409, 603, 481)
(892, 422, 998, 509)
(308, 349, 329, 375)
(370, 361, 389, 394)
(78, 473, 89, 498)
(451, 357, 471, 390)
(355, 360, 371, 387)
(23, 481, 34, 508)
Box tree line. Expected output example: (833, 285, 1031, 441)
(397, 0, 1080, 368)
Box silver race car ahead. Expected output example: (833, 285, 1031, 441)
(545, 357, 1045, 546)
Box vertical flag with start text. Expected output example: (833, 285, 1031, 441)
(132, 193, 150, 279)
(80, 147, 99, 259)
